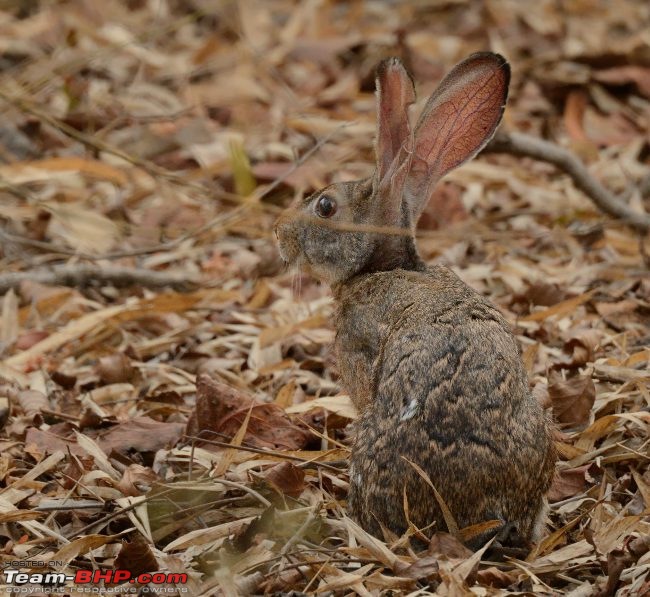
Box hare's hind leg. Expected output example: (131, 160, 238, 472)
(531, 498, 549, 542)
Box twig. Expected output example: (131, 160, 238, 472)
(0, 264, 198, 293)
(0, 90, 179, 180)
(0, 126, 344, 262)
(280, 503, 320, 556)
(184, 433, 346, 474)
(213, 478, 272, 508)
(485, 131, 650, 232)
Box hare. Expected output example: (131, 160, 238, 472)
(275, 53, 556, 549)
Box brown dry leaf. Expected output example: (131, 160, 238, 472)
(0, 510, 45, 523)
(476, 566, 519, 588)
(285, 394, 357, 420)
(116, 464, 158, 497)
(399, 555, 440, 581)
(562, 328, 602, 368)
(428, 532, 473, 560)
(548, 372, 596, 426)
(548, 465, 592, 502)
(263, 461, 305, 498)
(114, 533, 159, 578)
(45, 202, 120, 253)
(98, 417, 184, 454)
(188, 374, 311, 450)
(5, 304, 130, 370)
(25, 427, 85, 457)
(15, 330, 50, 351)
(593, 66, 650, 98)
(564, 89, 589, 144)
(458, 519, 502, 543)
(273, 380, 296, 409)
(418, 182, 468, 230)
(575, 415, 619, 451)
(593, 515, 644, 555)
(1, 289, 19, 347)
(524, 282, 567, 307)
(17, 389, 49, 419)
(96, 353, 136, 384)
(1, 157, 128, 185)
(520, 291, 594, 322)
(52, 533, 122, 565)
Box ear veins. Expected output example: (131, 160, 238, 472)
(425, 68, 506, 167)
(406, 53, 510, 221)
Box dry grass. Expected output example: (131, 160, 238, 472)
(0, 1, 649, 594)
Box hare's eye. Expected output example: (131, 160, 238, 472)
(315, 195, 337, 218)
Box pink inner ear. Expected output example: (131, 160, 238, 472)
(376, 58, 415, 184)
(408, 53, 509, 218)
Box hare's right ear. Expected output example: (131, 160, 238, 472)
(375, 58, 415, 187)
(405, 52, 510, 221)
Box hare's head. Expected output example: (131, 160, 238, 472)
(275, 53, 510, 286)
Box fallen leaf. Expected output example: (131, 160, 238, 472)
(116, 464, 159, 497)
(428, 532, 472, 560)
(187, 374, 311, 451)
(98, 417, 185, 454)
(114, 533, 158, 578)
(17, 389, 49, 420)
(96, 353, 136, 384)
(476, 566, 519, 588)
(593, 65, 650, 98)
(548, 372, 596, 426)
(548, 465, 592, 502)
(263, 461, 305, 498)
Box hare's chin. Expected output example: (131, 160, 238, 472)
(277, 244, 297, 267)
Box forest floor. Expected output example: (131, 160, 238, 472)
(0, 1, 649, 595)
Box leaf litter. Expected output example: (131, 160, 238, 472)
(0, 0, 649, 595)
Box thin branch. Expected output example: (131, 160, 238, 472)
(0, 264, 198, 294)
(0, 126, 345, 261)
(484, 131, 650, 232)
(184, 433, 346, 474)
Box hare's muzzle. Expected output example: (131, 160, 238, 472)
(274, 211, 300, 266)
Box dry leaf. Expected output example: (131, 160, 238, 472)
(548, 465, 592, 502)
(114, 533, 159, 578)
(548, 372, 596, 426)
(187, 374, 311, 450)
(96, 353, 136, 384)
(98, 417, 184, 454)
(263, 461, 305, 498)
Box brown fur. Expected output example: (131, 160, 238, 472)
(275, 53, 556, 548)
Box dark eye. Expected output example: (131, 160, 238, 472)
(314, 195, 337, 218)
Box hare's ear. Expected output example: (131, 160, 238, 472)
(406, 52, 510, 220)
(375, 57, 415, 186)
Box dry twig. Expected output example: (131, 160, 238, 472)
(0, 264, 198, 293)
(485, 131, 650, 232)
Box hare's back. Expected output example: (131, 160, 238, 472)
(336, 265, 541, 427)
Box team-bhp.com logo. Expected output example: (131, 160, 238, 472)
(3, 567, 188, 593)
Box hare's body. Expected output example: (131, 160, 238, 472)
(275, 52, 556, 548)
(336, 265, 554, 544)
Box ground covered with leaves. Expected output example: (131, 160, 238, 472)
(0, 1, 649, 595)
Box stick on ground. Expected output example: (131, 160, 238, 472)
(0, 265, 198, 294)
(485, 131, 650, 232)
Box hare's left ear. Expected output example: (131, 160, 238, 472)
(375, 57, 415, 187)
(405, 52, 510, 221)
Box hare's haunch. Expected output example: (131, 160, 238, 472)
(275, 53, 556, 549)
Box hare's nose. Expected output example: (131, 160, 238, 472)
(274, 216, 287, 239)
